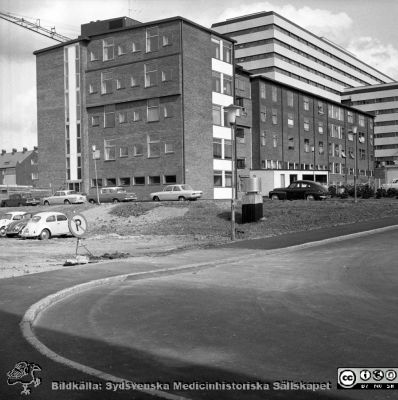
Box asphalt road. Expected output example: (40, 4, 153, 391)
(32, 228, 398, 400)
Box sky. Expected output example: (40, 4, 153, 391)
(1, 0, 398, 152)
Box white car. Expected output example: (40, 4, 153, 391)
(42, 190, 86, 205)
(21, 212, 70, 240)
(150, 184, 203, 201)
(0, 211, 31, 237)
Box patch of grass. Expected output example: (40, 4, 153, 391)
(109, 202, 160, 218)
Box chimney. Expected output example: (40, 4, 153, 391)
(33, 146, 38, 151)
(12, 148, 17, 154)
(1, 149, 6, 155)
(23, 147, 28, 153)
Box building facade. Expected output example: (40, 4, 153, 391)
(212, 12, 393, 102)
(0, 147, 38, 186)
(342, 83, 398, 168)
(35, 16, 253, 199)
(250, 76, 375, 192)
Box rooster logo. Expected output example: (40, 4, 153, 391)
(6, 361, 42, 395)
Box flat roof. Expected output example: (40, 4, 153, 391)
(212, 10, 394, 82)
(343, 81, 398, 96)
(34, 15, 235, 55)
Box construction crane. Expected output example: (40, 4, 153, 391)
(0, 11, 72, 42)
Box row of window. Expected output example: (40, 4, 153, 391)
(91, 174, 177, 188)
(95, 64, 175, 95)
(236, 38, 371, 86)
(230, 23, 384, 84)
(212, 71, 233, 96)
(374, 132, 398, 138)
(211, 37, 233, 64)
(91, 27, 174, 62)
(374, 120, 398, 127)
(91, 99, 173, 128)
(375, 144, 398, 150)
(348, 96, 398, 106)
(102, 136, 175, 160)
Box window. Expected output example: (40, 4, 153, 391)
(288, 136, 294, 150)
(91, 178, 103, 188)
(163, 104, 173, 118)
(319, 141, 324, 155)
(214, 170, 222, 187)
(334, 144, 340, 157)
(133, 110, 141, 122)
(328, 105, 344, 121)
(147, 134, 160, 157)
(260, 131, 266, 146)
(287, 113, 294, 127)
(116, 78, 125, 90)
(165, 142, 174, 154)
(236, 127, 245, 143)
(162, 69, 173, 82)
(225, 171, 232, 187)
(212, 104, 221, 125)
(213, 138, 222, 158)
(260, 106, 266, 122)
(106, 178, 117, 186)
(119, 177, 130, 186)
(120, 146, 128, 157)
(147, 98, 160, 122)
(224, 139, 232, 159)
(287, 91, 294, 107)
(359, 133, 366, 143)
(358, 115, 365, 127)
(318, 101, 324, 114)
(318, 121, 324, 134)
(145, 63, 157, 87)
(117, 44, 127, 56)
(134, 176, 145, 185)
(223, 42, 232, 63)
(131, 75, 139, 87)
(272, 135, 277, 148)
(303, 97, 310, 111)
(272, 86, 278, 102)
(212, 71, 221, 93)
(89, 50, 99, 61)
(272, 109, 277, 125)
(89, 84, 96, 94)
(103, 38, 114, 61)
(304, 139, 310, 153)
(118, 111, 127, 124)
(46, 215, 56, 222)
(101, 72, 112, 94)
(164, 175, 177, 184)
(149, 176, 160, 184)
(347, 111, 353, 124)
(223, 74, 232, 95)
(260, 82, 266, 99)
(104, 139, 116, 160)
(31, 172, 39, 180)
(132, 41, 141, 52)
(162, 32, 173, 46)
(146, 27, 159, 52)
(237, 158, 246, 169)
(104, 105, 115, 128)
(211, 38, 221, 60)
(91, 115, 100, 126)
(133, 143, 143, 156)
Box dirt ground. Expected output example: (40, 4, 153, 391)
(0, 204, 215, 279)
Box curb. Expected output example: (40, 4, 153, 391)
(19, 223, 398, 399)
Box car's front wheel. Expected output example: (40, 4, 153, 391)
(44, 200, 50, 206)
(270, 194, 280, 200)
(153, 196, 160, 201)
(306, 194, 315, 201)
(0, 227, 6, 237)
(89, 199, 96, 204)
(39, 229, 51, 240)
(178, 196, 186, 201)
(112, 198, 120, 204)
(64, 199, 71, 205)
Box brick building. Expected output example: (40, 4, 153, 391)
(35, 16, 253, 199)
(0, 147, 38, 186)
(250, 76, 375, 193)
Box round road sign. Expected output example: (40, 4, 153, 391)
(68, 214, 88, 238)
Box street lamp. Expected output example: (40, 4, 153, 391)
(224, 104, 242, 241)
(92, 145, 101, 205)
(352, 126, 358, 203)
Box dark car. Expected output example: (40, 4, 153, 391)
(269, 180, 329, 201)
(0, 193, 40, 207)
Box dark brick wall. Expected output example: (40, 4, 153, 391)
(36, 48, 66, 191)
(16, 151, 38, 186)
(181, 22, 214, 198)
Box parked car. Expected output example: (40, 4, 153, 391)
(0, 193, 40, 207)
(42, 190, 86, 205)
(0, 211, 31, 237)
(381, 178, 398, 190)
(87, 187, 137, 204)
(20, 212, 70, 240)
(5, 213, 35, 237)
(150, 184, 203, 201)
(269, 180, 329, 201)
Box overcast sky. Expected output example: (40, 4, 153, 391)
(1, 0, 398, 152)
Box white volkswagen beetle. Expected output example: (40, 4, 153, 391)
(20, 211, 70, 240)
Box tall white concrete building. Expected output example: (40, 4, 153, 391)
(342, 83, 398, 167)
(212, 11, 394, 102)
